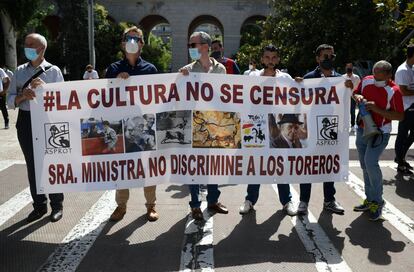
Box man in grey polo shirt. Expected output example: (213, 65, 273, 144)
(179, 31, 228, 221)
(8, 33, 65, 223)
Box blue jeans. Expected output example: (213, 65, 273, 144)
(245, 184, 292, 205)
(188, 184, 221, 208)
(356, 128, 390, 203)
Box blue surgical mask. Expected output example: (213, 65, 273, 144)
(189, 48, 201, 60)
(24, 47, 39, 61)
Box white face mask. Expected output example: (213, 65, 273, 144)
(374, 80, 387, 88)
(125, 39, 139, 54)
(249, 65, 254, 70)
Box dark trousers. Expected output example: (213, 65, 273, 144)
(395, 105, 414, 164)
(299, 182, 336, 203)
(0, 95, 8, 125)
(16, 110, 63, 210)
(245, 184, 292, 206)
(189, 184, 220, 208)
(350, 99, 356, 127)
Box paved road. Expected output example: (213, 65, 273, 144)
(1, 110, 414, 272)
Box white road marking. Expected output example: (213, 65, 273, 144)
(180, 188, 214, 272)
(0, 160, 31, 227)
(0, 160, 25, 172)
(37, 190, 116, 272)
(0, 187, 31, 227)
(272, 185, 353, 272)
(347, 170, 414, 243)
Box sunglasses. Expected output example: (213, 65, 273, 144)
(124, 35, 143, 43)
(187, 42, 206, 48)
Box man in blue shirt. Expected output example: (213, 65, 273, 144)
(105, 26, 159, 222)
(298, 44, 348, 215)
(8, 33, 64, 223)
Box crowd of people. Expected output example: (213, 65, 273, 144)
(1, 26, 413, 225)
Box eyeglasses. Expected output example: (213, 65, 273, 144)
(124, 35, 143, 43)
(187, 42, 206, 48)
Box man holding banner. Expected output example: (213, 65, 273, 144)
(179, 31, 228, 221)
(299, 44, 347, 215)
(105, 26, 159, 222)
(353, 60, 404, 221)
(239, 45, 297, 216)
(7, 33, 65, 223)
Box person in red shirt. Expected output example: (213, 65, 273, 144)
(352, 60, 404, 221)
(210, 40, 241, 74)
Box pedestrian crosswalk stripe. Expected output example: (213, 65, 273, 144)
(347, 170, 414, 243)
(0, 187, 31, 227)
(0, 160, 25, 172)
(272, 185, 353, 272)
(37, 190, 116, 272)
(180, 189, 215, 271)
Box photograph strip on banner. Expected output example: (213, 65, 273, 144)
(30, 73, 349, 193)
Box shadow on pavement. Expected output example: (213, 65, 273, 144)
(345, 214, 405, 265)
(77, 215, 187, 272)
(1, 216, 55, 272)
(214, 210, 314, 268)
(317, 210, 346, 255)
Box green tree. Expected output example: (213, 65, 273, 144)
(56, 0, 89, 80)
(236, 22, 268, 72)
(93, 4, 123, 76)
(0, 0, 43, 69)
(374, 1, 414, 49)
(141, 33, 172, 73)
(259, 0, 402, 76)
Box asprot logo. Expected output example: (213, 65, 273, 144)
(44, 122, 72, 154)
(316, 115, 339, 145)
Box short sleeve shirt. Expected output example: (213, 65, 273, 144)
(395, 61, 414, 110)
(181, 58, 226, 74)
(354, 75, 404, 133)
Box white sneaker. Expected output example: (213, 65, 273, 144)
(239, 200, 253, 214)
(297, 201, 308, 215)
(283, 201, 297, 216)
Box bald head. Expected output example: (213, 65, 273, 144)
(24, 33, 47, 60)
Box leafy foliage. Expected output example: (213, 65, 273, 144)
(141, 33, 172, 73)
(237, 0, 405, 76)
(93, 4, 123, 76)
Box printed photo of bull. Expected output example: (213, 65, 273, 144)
(156, 110, 191, 149)
(268, 113, 308, 149)
(192, 110, 241, 149)
(80, 117, 124, 155)
(123, 114, 157, 153)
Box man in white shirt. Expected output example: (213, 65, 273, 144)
(240, 44, 297, 216)
(83, 64, 99, 80)
(342, 62, 360, 133)
(0, 67, 10, 128)
(243, 59, 259, 75)
(394, 44, 414, 174)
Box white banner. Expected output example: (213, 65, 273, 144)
(30, 73, 349, 193)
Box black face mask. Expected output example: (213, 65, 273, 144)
(320, 59, 334, 70)
(346, 68, 353, 74)
(210, 51, 222, 60)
